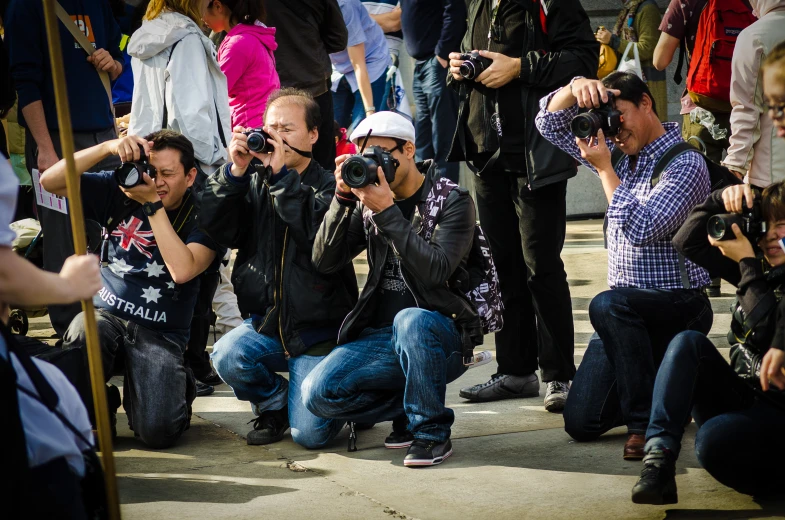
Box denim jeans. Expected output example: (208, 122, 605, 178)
(210, 319, 343, 449)
(302, 308, 466, 442)
(332, 71, 389, 133)
(645, 330, 785, 496)
(63, 310, 195, 449)
(412, 56, 459, 182)
(563, 288, 713, 439)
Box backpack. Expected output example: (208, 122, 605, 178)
(418, 178, 504, 335)
(685, 0, 755, 113)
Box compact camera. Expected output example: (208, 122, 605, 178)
(341, 146, 400, 189)
(707, 201, 768, 242)
(244, 128, 274, 154)
(570, 92, 623, 139)
(114, 146, 156, 188)
(459, 51, 493, 80)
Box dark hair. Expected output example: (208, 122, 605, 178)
(264, 88, 321, 131)
(220, 0, 266, 25)
(602, 71, 658, 116)
(144, 129, 196, 174)
(762, 181, 785, 223)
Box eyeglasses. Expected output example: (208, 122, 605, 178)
(764, 101, 785, 120)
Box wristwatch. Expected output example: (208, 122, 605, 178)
(143, 200, 164, 217)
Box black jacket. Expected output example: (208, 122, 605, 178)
(447, 0, 598, 189)
(199, 161, 358, 358)
(312, 161, 483, 355)
(264, 0, 348, 96)
(674, 189, 785, 394)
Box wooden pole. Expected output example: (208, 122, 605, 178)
(40, 1, 121, 518)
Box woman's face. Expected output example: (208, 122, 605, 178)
(763, 65, 785, 139)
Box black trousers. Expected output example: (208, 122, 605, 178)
(312, 90, 337, 172)
(473, 174, 575, 382)
(25, 127, 119, 337)
(185, 271, 221, 380)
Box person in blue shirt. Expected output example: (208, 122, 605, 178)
(40, 130, 223, 449)
(331, 0, 392, 132)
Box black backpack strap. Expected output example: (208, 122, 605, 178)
(603, 147, 628, 248)
(650, 141, 695, 188)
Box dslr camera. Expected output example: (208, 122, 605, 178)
(459, 51, 493, 81)
(341, 146, 400, 189)
(243, 128, 274, 154)
(114, 145, 156, 188)
(707, 200, 768, 242)
(570, 92, 623, 139)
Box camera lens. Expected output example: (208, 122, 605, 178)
(342, 156, 379, 189)
(570, 112, 603, 139)
(459, 61, 476, 80)
(707, 214, 743, 241)
(247, 132, 267, 153)
(114, 163, 141, 188)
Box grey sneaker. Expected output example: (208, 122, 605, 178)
(459, 373, 540, 402)
(544, 381, 570, 412)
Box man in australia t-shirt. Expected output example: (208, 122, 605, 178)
(40, 130, 223, 449)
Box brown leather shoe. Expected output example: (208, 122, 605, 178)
(624, 433, 645, 460)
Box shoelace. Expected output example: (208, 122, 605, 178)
(548, 381, 569, 394)
(410, 439, 437, 450)
(248, 415, 277, 431)
(639, 461, 665, 482)
(477, 373, 506, 388)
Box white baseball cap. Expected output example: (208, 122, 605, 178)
(349, 111, 415, 145)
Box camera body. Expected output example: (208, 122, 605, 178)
(707, 201, 768, 242)
(341, 146, 400, 189)
(114, 146, 156, 188)
(243, 128, 274, 154)
(459, 51, 493, 80)
(570, 92, 623, 139)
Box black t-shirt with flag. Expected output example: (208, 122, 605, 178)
(81, 172, 222, 337)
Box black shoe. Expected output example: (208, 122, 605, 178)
(198, 369, 224, 387)
(196, 381, 215, 397)
(384, 415, 413, 448)
(247, 406, 289, 445)
(631, 450, 678, 505)
(106, 384, 121, 439)
(403, 438, 453, 467)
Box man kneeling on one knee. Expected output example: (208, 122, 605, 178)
(201, 88, 358, 448)
(535, 72, 714, 460)
(40, 131, 223, 449)
(302, 111, 481, 467)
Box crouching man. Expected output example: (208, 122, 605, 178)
(302, 111, 481, 467)
(40, 131, 223, 449)
(201, 88, 358, 448)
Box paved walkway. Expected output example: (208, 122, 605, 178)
(25, 219, 785, 519)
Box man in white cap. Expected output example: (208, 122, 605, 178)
(303, 111, 481, 466)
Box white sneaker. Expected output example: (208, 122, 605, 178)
(465, 350, 493, 369)
(544, 381, 570, 412)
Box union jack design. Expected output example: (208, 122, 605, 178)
(111, 216, 157, 259)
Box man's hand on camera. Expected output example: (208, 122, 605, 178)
(571, 78, 620, 109)
(722, 184, 755, 214)
(475, 51, 520, 89)
(259, 126, 287, 174)
(107, 135, 152, 163)
(576, 129, 613, 173)
(761, 348, 785, 391)
(448, 52, 466, 81)
(334, 154, 353, 193)
(351, 167, 394, 213)
(121, 173, 160, 205)
(707, 223, 755, 263)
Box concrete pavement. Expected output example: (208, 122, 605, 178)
(25, 219, 785, 519)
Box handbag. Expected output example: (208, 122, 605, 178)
(597, 43, 618, 79)
(617, 42, 644, 81)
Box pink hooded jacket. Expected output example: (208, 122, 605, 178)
(218, 22, 280, 129)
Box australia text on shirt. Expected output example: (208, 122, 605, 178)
(97, 286, 168, 323)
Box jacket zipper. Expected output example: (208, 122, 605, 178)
(257, 189, 278, 333)
(390, 241, 420, 308)
(278, 227, 290, 358)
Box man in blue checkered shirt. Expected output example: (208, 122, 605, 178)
(535, 71, 714, 460)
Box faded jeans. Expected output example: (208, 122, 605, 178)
(302, 308, 466, 442)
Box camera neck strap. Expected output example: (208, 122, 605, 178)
(457, 85, 502, 177)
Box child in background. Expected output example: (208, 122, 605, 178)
(335, 121, 357, 156)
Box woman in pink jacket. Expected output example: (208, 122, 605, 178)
(204, 0, 280, 129)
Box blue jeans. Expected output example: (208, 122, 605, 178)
(210, 319, 343, 449)
(412, 56, 460, 182)
(302, 308, 466, 442)
(563, 288, 713, 439)
(645, 331, 785, 497)
(332, 71, 389, 133)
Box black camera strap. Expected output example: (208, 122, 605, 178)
(456, 85, 502, 177)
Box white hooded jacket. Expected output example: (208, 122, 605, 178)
(723, 0, 785, 188)
(128, 12, 230, 168)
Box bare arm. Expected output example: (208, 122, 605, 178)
(21, 101, 58, 172)
(146, 210, 217, 284)
(348, 42, 376, 114)
(653, 32, 679, 71)
(370, 7, 401, 33)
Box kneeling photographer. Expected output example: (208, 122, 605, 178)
(303, 111, 485, 467)
(40, 131, 224, 449)
(631, 45, 785, 503)
(536, 72, 713, 460)
(200, 88, 357, 449)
